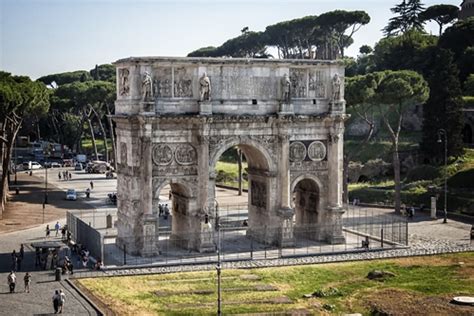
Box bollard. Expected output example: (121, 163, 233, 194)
(381, 228, 384, 248)
(15, 187, 19, 195)
(55, 267, 62, 281)
(123, 244, 127, 265)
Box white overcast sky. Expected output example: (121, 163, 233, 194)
(0, 0, 462, 79)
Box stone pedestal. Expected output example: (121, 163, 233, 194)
(278, 102, 294, 116)
(142, 214, 159, 256)
(277, 207, 295, 247)
(199, 101, 212, 115)
(326, 206, 345, 244)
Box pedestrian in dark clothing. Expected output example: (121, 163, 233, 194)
(90, 181, 94, 190)
(58, 172, 61, 180)
(8, 271, 16, 293)
(11, 250, 18, 271)
(35, 248, 41, 267)
(53, 290, 60, 313)
(61, 227, 66, 240)
(19, 244, 24, 260)
(46, 225, 50, 237)
(24, 272, 31, 293)
(68, 172, 72, 180)
(17, 255, 22, 271)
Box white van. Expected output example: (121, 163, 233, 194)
(22, 161, 42, 170)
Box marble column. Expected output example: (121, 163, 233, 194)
(326, 126, 345, 244)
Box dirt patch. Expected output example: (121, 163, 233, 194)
(366, 288, 474, 315)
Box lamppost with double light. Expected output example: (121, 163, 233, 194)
(213, 198, 222, 316)
(437, 129, 448, 224)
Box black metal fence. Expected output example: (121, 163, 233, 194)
(99, 206, 408, 267)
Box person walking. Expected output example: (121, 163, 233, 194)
(11, 250, 18, 271)
(52, 290, 60, 314)
(61, 226, 66, 240)
(55, 222, 61, 237)
(24, 272, 31, 293)
(16, 253, 22, 271)
(46, 225, 50, 238)
(19, 244, 24, 260)
(58, 289, 66, 313)
(7, 271, 16, 293)
(90, 181, 94, 190)
(58, 172, 61, 180)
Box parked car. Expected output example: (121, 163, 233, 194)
(65, 189, 77, 201)
(44, 162, 62, 168)
(22, 161, 42, 170)
(74, 163, 83, 171)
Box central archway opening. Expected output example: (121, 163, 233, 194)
(211, 141, 276, 248)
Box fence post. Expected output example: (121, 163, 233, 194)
(250, 238, 253, 260)
(405, 220, 409, 246)
(123, 244, 127, 265)
(381, 228, 384, 248)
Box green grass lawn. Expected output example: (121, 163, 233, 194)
(79, 252, 474, 315)
(81, 138, 113, 152)
(215, 161, 248, 190)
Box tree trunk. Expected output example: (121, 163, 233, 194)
(91, 106, 108, 162)
(392, 141, 401, 213)
(106, 104, 117, 170)
(87, 115, 99, 161)
(0, 119, 21, 218)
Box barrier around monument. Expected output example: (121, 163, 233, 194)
(96, 207, 408, 267)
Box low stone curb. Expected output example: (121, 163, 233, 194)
(71, 245, 474, 279)
(65, 278, 105, 315)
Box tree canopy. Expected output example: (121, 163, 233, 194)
(419, 4, 459, 35)
(383, 0, 425, 36)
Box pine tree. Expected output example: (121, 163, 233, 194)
(384, 0, 426, 36)
(421, 47, 464, 159)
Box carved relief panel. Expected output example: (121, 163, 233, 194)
(152, 143, 198, 176)
(290, 68, 307, 98)
(152, 67, 172, 98)
(118, 68, 130, 97)
(120, 142, 127, 165)
(251, 180, 267, 208)
(174, 67, 193, 98)
(308, 70, 326, 98)
(289, 140, 327, 165)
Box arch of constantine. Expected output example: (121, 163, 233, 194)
(112, 57, 347, 255)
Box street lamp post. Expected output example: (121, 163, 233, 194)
(44, 165, 48, 204)
(214, 199, 222, 316)
(437, 129, 447, 224)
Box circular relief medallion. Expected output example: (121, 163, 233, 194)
(289, 141, 307, 162)
(175, 144, 197, 165)
(152, 144, 173, 166)
(307, 141, 326, 161)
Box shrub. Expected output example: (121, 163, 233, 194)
(448, 168, 474, 188)
(405, 165, 440, 182)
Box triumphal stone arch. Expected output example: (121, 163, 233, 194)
(113, 57, 347, 255)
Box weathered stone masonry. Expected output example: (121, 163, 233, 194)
(113, 57, 348, 255)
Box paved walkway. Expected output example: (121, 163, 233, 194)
(0, 171, 98, 315)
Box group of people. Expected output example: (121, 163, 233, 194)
(58, 171, 72, 181)
(7, 271, 31, 293)
(158, 204, 170, 220)
(7, 272, 66, 314)
(52, 289, 66, 314)
(11, 244, 25, 272)
(46, 222, 66, 238)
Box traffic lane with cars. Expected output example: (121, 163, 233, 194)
(33, 167, 118, 209)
